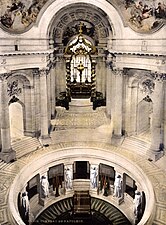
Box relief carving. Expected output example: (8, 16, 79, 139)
(7, 80, 22, 97)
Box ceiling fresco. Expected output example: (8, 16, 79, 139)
(0, 0, 165, 33)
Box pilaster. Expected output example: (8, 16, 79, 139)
(33, 69, 40, 137)
(39, 69, 50, 143)
(0, 73, 16, 163)
(106, 55, 113, 118)
(111, 69, 124, 145)
(147, 72, 165, 161)
(50, 62, 56, 119)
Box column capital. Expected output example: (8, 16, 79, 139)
(32, 68, 40, 76)
(113, 68, 123, 76)
(39, 68, 49, 76)
(106, 53, 115, 70)
(0, 72, 11, 81)
(150, 71, 166, 82)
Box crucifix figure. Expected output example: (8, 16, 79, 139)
(77, 61, 84, 84)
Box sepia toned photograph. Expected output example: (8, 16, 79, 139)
(0, 0, 166, 224)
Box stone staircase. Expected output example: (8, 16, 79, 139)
(12, 136, 42, 158)
(121, 136, 151, 156)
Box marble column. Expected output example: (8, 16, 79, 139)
(91, 59, 97, 100)
(112, 69, 123, 138)
(50, 63, 56, 119)
(46, 68, 51, 129)
(24, 84, 34, 137)
(164, 81, 166, 151)
(0, 74, 16, 162)
(96, 57, 103, 93)
(148, 72, 165, 161)
(33, 69, 40, 137)
(106, 57, 113, 118)
(39, 69, 49, 140)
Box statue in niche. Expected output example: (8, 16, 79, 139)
(65, 167, 72, 189)
(133, 190, 142, 220)
(113, 174, 122, 198)
(21, 191, 30, 224)
(90, 166, 98, 188)
(40, 175, 49, 198)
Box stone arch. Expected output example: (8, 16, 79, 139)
(7, 73, 31, 139)
(7, 72, 36, 137)
(9, 101, 25, 140)
(36, 0, 124, 39)
(47, 3, 113, 46)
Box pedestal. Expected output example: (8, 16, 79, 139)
(0, 149, 16, 163)
(148, 150, 164, 162)
(111, 134, 124, 146)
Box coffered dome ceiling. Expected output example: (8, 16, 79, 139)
(0, 0, 165, 34)
(48, 3, 112, 45)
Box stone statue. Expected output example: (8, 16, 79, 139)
(113, 175, 122, 198)
(65, 167, 72, 189)
(133, 190, 142, 219)
(40, 175, 49, 198)
(90, 167, 98, 188)
(21, 191, 29, 222)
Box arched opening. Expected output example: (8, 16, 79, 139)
(9, 102, 24, 141)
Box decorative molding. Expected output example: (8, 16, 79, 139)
(32, 69, 40, 76)
(39, 68, 49, 77)
(150, 71, 166, 81)
(113, 68, 123, 76)
(108, 50, 166, 58)
(0, 50, 54, 57)
(0, 73, 11, 81)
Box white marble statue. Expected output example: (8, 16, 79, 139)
(40, 175, 49, 198)
(21, 191, 29, 218)
(90, 166, 98, 188)
(133, 190, 142, 218)
(65, 167, 72, 189)
(113, 174, 122, 198)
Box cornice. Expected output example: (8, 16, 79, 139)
(108, 50, 166, 58)
(0, 49, 54, 57)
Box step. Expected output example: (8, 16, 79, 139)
(122, 136, 150, 155)
(12, 137, 41, 158)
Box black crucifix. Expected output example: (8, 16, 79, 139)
(77, 61, 84, 84)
